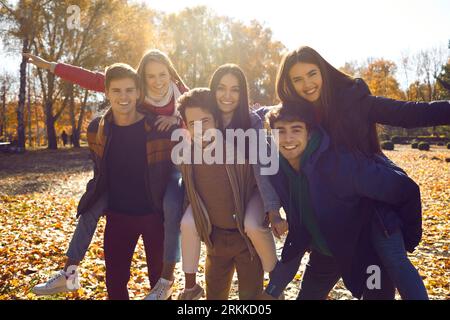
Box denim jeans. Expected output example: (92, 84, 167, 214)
(266, 250, 340, 299)
(371, 220, 428, 300)
(66, 169, 185, 264)
(161, 169, 184, 263)
(266, 247, 397, 300)
(66, 193, 107, 262)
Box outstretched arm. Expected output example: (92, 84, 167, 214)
(23, 53, 106, 93)
(366, 95, 450, 128)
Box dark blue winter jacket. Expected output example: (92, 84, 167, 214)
(269, 126, 422, 298)
(256, 78, 450, 237)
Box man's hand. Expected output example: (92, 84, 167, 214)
(268, 210, 288, 239)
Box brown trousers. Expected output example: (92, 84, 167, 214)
(205, 226, 264, 300)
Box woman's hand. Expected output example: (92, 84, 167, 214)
(268, 211, 288, 239)
(23, 53, 54, 71)
(155, 115, 179, 132)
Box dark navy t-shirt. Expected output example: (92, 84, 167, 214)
(106, 118, 153, 215)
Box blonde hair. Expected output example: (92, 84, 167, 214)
(136, 49, 187, 103)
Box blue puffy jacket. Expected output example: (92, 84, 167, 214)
(269, 126, 422, 298)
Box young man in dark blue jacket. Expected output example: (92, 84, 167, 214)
(258, 102, 426, 300)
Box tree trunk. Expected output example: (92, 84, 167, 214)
(72, 90, 88, 148)
(35, 103, 40, 146)
(27, 66, 32, 147)
(17, 37, 29, 150)
(45, 99, 57, 149)
(1, 83, 6, 138)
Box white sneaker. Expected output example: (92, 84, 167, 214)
(32, 270, 80, 296)
(177, 283, 204, 300)
(144, 278, 173, 300)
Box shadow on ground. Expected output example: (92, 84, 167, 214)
(0, 148, 92, 196)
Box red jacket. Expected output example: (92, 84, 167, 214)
(54, 63, 188, 116)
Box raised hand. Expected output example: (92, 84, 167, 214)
(22, 53, 53, 71)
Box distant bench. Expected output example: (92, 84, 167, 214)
(0, 142, 13, 153)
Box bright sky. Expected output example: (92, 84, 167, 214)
(145, 0, 450, 67)
(2, 0, 450, 88)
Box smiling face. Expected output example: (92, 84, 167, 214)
(215, 73, 240, 118)
(289, 62, 323, 104)
(105, 77, 140, 116)
(274, 120, 309, 169)
(185, 106, 218, 148)
(144, 61, 171, 98)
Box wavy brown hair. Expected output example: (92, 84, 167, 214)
(276, 46, 381, 155)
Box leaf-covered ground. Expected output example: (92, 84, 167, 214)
(0, 146, 449, 300)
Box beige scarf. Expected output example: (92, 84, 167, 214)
(144, 81, 182, 115)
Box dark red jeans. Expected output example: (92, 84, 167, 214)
(104, 211, 164, 300)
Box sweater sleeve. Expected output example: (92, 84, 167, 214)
(265, 254, 303, 298)
(365, 95, 450, 128)
(250, 111, 281, 213)
(54, 63, 106, 93)
(253, 164, 282, 213)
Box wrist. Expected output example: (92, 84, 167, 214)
(49, 62, 57, 73)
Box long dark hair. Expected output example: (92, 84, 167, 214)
(276, 46, 381, 155)
(209, 64, 252, 131)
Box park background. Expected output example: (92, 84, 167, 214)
(0, 0, 449, 300)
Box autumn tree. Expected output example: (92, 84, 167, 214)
(436, 61, 450, 99)
(360, 58, 405, 100)
(223, 20, 286, 105)
(54, 0, 157, 147)
(160, 6, 227, 87)
(159, 6, 286, 105)
(0, 0, 42, 150)
(2, 0, 157, 149)
(0, 71, 17, 140)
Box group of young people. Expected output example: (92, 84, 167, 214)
(23, 45, 450, 300)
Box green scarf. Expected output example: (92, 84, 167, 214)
(280, 130, 332, 257)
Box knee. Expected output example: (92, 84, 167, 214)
(244, 214, 266, 235)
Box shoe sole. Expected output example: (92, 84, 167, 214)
(144, 290, 173, 300)
(178, 289, 204, 300)
(32, 287, 75, 296)
(191, 290, 204, 300)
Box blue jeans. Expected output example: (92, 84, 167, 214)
(66, 193, 107, 262)
(161, 169, 184, 263)
(371, 220, 428, 300)
(66, 169, 185, 264)
(266, 248, 396, 300)
(266, 250, 340, 300)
